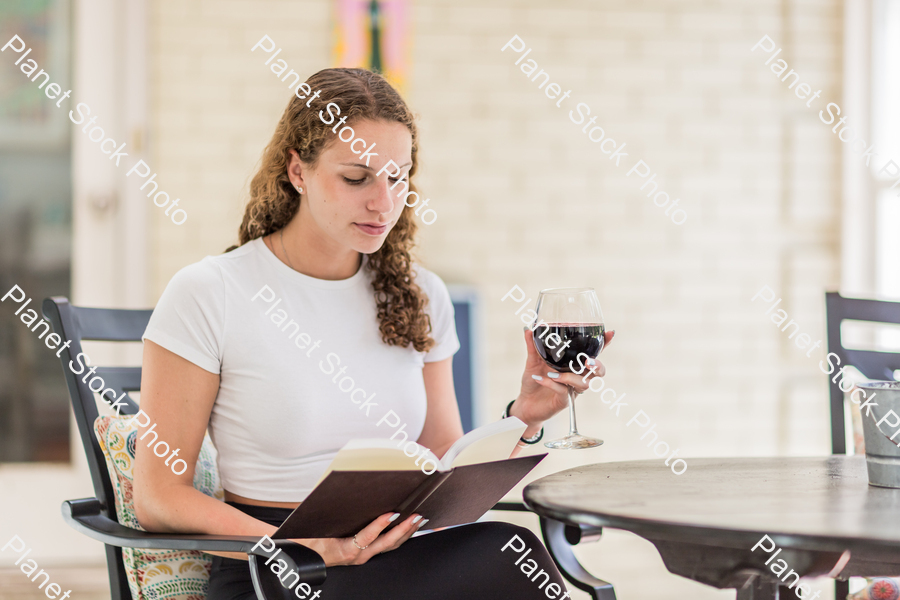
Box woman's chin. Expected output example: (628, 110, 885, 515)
(349, 226, 392, 254)
(351, 236, 387, 255)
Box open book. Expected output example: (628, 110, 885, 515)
(274, 417, 547, 539)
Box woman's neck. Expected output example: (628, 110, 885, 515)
(274, 212, 362, 281)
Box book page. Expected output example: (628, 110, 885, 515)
(316, 439, 443, 486)
(442, 417, 527, 468)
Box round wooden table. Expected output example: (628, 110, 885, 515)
(523, 456, 900, 599)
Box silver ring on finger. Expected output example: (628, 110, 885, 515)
(352, 535, 369, 550)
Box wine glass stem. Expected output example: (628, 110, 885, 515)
(567, 385, 579, 436)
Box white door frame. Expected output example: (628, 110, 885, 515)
(0, 0, 149, 566)
(842, 0, 875, 297)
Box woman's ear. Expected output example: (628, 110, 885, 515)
(287, 149, 306, 190)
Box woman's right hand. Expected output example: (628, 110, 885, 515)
(293, 512, 426, 566)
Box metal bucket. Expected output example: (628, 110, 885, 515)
(856, 380, 900, 488)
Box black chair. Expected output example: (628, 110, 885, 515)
(42, 297, 324, 600)
(825, 292, 900, 454)
(824, 291, 900, 600)
(43, 296, 616, 600)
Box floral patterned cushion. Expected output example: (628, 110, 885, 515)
(850, 578, 900, 600)
(94, 415, 225, 600)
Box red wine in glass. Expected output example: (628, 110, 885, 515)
(532, 288, 606, 449)
(532, 323, 605, 373)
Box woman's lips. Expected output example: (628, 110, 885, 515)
(355, 222, 388, 236)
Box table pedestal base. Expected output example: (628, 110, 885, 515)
(646, 537, 845, 600)
(736, 575, 780, 600)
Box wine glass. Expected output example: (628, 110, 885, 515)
(532, 288, 606, 449)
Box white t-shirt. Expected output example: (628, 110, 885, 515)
(142, 237, 460, 502)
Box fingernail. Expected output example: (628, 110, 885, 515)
(412, 515, 423, 524)
(523, 326, 528, 332)
(547, 372, 559, 379)
(531, 374, 543, 381)
(389, 513, 400, 522)
(609, 330, 616, 337)
(418, 519, 429, 529)
(588, 358, 596, 366)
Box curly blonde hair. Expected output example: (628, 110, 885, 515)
(231, 68, 434, 352)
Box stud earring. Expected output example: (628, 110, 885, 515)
(295, 185, 303, 193)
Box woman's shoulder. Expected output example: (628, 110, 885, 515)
(410, 264, 460, 358)
(146, 246, 262, 372)
(159, 242, 263, 308)
(167, 242, 259, 286)
(411, 264, 456, 321)
(411, 263, 451, 298)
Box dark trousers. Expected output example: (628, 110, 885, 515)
(208, 502, 569, 600)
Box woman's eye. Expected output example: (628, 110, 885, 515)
(343, 176, 366, 185)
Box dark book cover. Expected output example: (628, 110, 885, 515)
(273, 454, 546, 539)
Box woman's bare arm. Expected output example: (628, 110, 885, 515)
(133, 340, 279, 556)
(417, 357, 464, 458)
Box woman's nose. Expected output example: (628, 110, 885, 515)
(369, 177, 396, 214)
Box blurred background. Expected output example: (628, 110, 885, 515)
(2, 0, 899, 598)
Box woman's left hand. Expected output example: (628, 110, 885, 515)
(508, 328, 615, 430)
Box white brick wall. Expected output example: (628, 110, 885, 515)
(148, 1, 843, 597)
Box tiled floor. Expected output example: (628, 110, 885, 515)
(0, 567, 110, 600)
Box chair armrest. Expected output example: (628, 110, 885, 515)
(62, 498, 326, 586)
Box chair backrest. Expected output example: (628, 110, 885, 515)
(450, 287, 479, 433)
(824, 292, 900, 455)
(42, 296, 153, 600)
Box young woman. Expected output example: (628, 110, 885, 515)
(133, 67, 613, 600)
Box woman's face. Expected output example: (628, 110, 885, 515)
(289, 118, 413, 255)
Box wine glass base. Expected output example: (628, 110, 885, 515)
(544, 434, 604, 450)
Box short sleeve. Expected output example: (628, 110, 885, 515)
(142, 258, 225, 374)
(415, 267, 460, 363)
